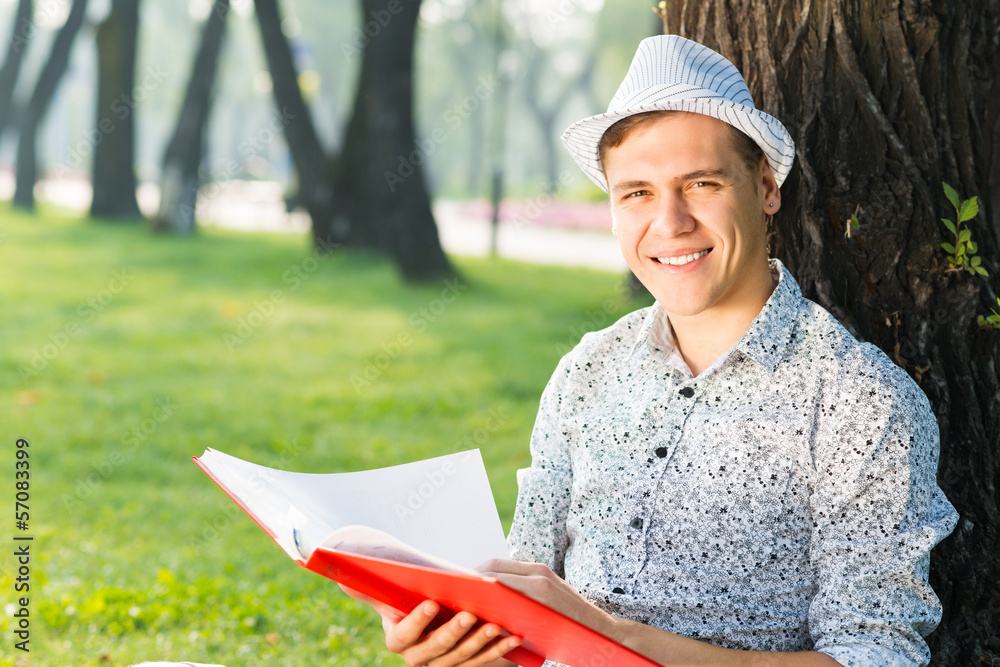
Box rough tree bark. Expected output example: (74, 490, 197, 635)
(0, 0, 33, 140)
(152, 0, 228, 234)
(328, 0, 453, 281)
(12, 0, 89, 211)
(661, 0, 1000, 661)
(90, 0, 142, 219)
(253, 0, 334, 248)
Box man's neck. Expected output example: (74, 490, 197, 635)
(666, 268, 778, 378)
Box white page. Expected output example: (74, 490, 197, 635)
(198, 448, 510, 569)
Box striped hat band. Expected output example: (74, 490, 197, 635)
(561, 35, 795, 193)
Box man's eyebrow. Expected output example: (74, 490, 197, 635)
(610, 179, 652, 194)
(675, 168, 731, 182)
(610, 169, 733, 193)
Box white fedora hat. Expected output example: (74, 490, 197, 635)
(561, 35, 795, 192)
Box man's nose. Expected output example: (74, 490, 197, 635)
(650, 191, 696, 236)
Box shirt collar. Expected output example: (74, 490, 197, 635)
(735, 259, 802, 374)
(633, 259, 802, 376)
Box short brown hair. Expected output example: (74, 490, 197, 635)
(597, 110, 765, 180)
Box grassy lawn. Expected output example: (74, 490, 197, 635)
(0, 205, 647, 666)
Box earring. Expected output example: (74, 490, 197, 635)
(768, 203, 774, 208)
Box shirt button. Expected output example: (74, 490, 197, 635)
(630, 517, 643, 529)
(612, 587, 625, 594)
(655, 446, 668, 458)
(679, 386, 694, 398)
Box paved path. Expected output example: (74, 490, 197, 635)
(434, 200, 626, 272)
(0, 173, 627, 272)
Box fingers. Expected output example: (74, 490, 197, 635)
(476, 559, 562, 601)
(489, 571, 560, 603)
(386, 601, 522, 667)
(475, 562, 599, 628)
(342, 585, 524, 665)
(476, 558, 554, 578)
(385, 601, 441, 653)
(440, 626, 523, 667)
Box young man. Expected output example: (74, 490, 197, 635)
(350, 36, 958, 667)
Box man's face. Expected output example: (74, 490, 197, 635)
(603, 112, 779, 319)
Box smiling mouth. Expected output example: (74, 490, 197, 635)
(654, 249, 711, 266)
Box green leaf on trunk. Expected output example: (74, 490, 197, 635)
(943, 181, 960, 210)
(959, 196, 979, 222)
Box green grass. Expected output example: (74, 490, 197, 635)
(0, 204, 647, 666)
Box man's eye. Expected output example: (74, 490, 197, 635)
(624, 190, 649, 199)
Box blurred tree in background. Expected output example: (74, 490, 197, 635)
(0, 0, 32, 141)
(521, 45, 595, 195)
(153, 0, 229, 233)
(325, 0, 452, 280)
(11, 0, 87, 210)
(0, 1, 647, 220)
(250, 0, 451, 280)
(252, 0, 331, 244)
(90, 0, 141, 219)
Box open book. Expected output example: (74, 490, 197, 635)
(194, 448, 660, 667)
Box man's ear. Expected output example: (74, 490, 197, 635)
(759, 157, 781, 214)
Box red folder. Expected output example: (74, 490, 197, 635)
(195, 454, 661, 667)
(306, 548, 661, 667)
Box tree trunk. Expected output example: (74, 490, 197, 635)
(252, 0, 334, 248)
(523, 46, 597, 195)
(329, 0, 452, 281)
(90, 0, 142, 219)
(662, 0, 1000, 661)
(152, 0, 228, 234)
(452, 37, 487, 196)
(522, 49, 561, 195)
(0, 0, 33, 140)
(12, 0, 89, 211)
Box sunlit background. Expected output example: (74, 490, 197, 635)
(0, 0, 657, 214)
(0, 1, 665, 664)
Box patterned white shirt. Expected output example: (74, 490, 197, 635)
(507, 260, 958, 666)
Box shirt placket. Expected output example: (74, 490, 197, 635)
(612, 378, 700, 594)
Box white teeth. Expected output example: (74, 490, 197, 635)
(656, 249, 709, 266)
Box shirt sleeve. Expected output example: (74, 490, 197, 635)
(506, 352, 576, 577)
(808, 347, 959, 666)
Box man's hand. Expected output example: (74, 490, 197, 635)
(383, 600, 520, 667)
(339, 584, 520, 667)
(476, 559, 616, 636)
(463, 563, 845, 667)
(337, 559, 602, 667)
